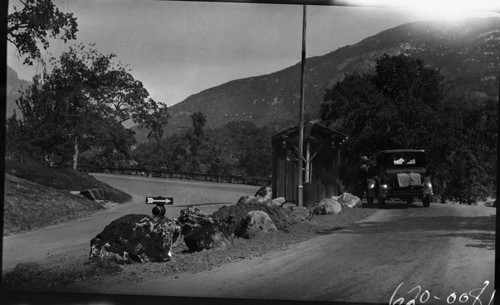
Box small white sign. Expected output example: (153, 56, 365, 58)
(145, 196, 173, 205)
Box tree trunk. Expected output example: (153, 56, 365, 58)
(73, 137, 79, 170)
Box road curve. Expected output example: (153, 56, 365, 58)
(2, 174, 259, 272)
(68, 202, 496, 304)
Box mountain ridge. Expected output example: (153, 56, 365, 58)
(6, 17, 499, 141)
(132, 17, 499, 142)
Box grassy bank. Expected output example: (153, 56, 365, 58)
(5, 160, 131, 203)
(3, 160, 132, 235)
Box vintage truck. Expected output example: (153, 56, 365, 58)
(366, 149, 433, 207)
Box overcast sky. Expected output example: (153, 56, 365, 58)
(7, 0, 499, 106)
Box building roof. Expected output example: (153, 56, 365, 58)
(271, 122, 348, 144)
(377, 149, 426, 154)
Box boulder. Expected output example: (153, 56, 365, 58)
(183, 223, 232, 252)
(255, 186, 272, 204)
(177, 207, 233, 252)
(338, 193, 362, 208)
(282, 205, 313, 222)
(89, 214, 181, 264)
(178, 206, 214, 235)
(80, 188, 105, 201)
(270, 197, 286, 207)
(313, 198, 342, 215)
(240, 211, 277, 239)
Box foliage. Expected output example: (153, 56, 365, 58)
(188, 111, 207, 157)
(320, 54, 496, 203)
(373, 54, 444, 103)
(321, 54, 443, 153)
(5, 111, 39, 163)
(432, 94, 497, 203)
(7, 45, 169, 169)
(8, 0, 78, 65)
(191, 111, 207, 137)
(132, 119, 276, 178)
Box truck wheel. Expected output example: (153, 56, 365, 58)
(423, 195, 431, 207)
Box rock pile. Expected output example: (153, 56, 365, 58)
(90, 186, 355, 263)
(211, 197, 296, 234)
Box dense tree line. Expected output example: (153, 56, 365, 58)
(131, 113, 292, 178)
(320, 54, 497, 203)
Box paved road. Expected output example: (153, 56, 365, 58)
(2, 174, 259, 272)
(69, 201, 496, 304)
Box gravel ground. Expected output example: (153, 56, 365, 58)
(68, 206, 378, 288)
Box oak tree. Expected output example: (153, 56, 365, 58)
(12, 45, 169, 169)
(8, 0, 78, 65)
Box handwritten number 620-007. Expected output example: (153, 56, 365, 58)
(389, 280, 495, 305)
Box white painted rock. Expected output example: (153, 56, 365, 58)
(338, 193, 362, 208)
(314, 198, 342, 215)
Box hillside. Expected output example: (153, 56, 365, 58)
(134, 17, 500, 142)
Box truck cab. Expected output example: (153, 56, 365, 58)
(367, 149, 433, 207)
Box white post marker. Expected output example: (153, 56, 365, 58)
(145, 196, 174, 205)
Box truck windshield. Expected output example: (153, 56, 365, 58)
(384, 152, 425, 167)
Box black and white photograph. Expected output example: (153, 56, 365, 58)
(3, 0, 499, 304)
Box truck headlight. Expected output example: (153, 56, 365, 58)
(423, 178, 433, 194)
(367, 179, 376, 190)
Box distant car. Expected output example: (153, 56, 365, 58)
(366, 149, 433, 207)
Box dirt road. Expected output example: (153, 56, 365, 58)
(4, 174, 495, 304)
(68, 202, 496, 304)
(2, 174, 259, 272)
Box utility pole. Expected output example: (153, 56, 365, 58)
(297, 4, 306, 207)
